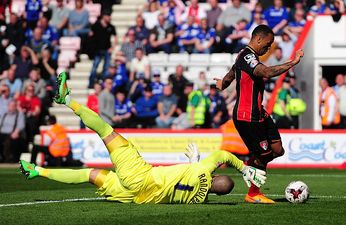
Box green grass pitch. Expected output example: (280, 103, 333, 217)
(1, 167, 345, 225)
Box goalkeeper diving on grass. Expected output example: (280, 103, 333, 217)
(19, 72, 266, 204)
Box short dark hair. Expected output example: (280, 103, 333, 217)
(252, 25, 274, 38)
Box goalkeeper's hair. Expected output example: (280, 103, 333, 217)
(210, 175, 234, 195)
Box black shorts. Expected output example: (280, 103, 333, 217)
(233, 116, 281, 155)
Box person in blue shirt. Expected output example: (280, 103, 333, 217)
(263, 0, 289, 34)
(25, 0, 42, 29)
(113, 89, 132, 128)
(309, 0, 327, 16)
(207, 84, 229, 128)
(194, 18, 216, 54)
(132, 85, 159, 128)
(105, 64, 128, 94)
(151, 71, 164, 96)
(175, 15, 200, 53)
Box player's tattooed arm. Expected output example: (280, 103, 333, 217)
(221, 65, 235, 90)
(214, 65, 235, 91)
(254, 49, 304, 78)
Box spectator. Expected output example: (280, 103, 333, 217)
(247, 12, 267, 35)
(132, 85, 159, 128)
(195, 71, 208, 93)
(326, 0, 345, 21)
(81, 81, 102, 129)
(168, 64, 189, 99)
(120, 29, 144, 63)
(181, 0, 207, 24)
(333, 73, 344, 96)
(0, 100, 25, 163)
(6, 13, 26, 51)
(25, 0, 42, 30)
(142, 1, 160, 30)
(99, 77, 115, 126)
(129, 48, 150, 82)
(35, 46, 57, 88)
(251, 2, 264, 23)
(162, 0, 185, 26)
(37, 16, 59, 48)
(66, 0, 89, 37)
(224, 19, 250, 54)
(206, 0, 222, 28)
(18, 84, 41, 143)
(186, 84, 209, 128)
(288, 73, 303, 129)
(273, 77, 293, 129)
(216, 0, 251, 32)
(285, 9, 306, 37)
(128, 74, 147, 103)
(49, 0, 70, 36)
(309, 0, 327, 16)
(289, 0, 307, 21)
(171, 82, 194, 130)
(151, 70, 165, 96)
(88, 11, 117, 88)
(277, 31, 296, 60)
(22, 68, 46, 100)
(111, 51, 128, 93)
(147, 13, 174, 54)
(13, 46, 38, 81)
(338, 74, 346, 128)
(26, 27, 47, 54)
(263, 0, 289, 35)
(0, 84, 11, 114)
(208, 84, 228, 128)
(129, 15, 149, 48)
(113, 89, 132, 128)
(319, 78, 340, 129)
(86, 81, 102, 114)
(175, 15, 200, 53)
(30, 115, 71, 166)
(194, 18, 216, 53)
(266, 46, 286, 66)
(3, 66, 22, 99)
(156, 84, 177, 128)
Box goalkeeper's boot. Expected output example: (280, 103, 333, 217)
(19, 160, 39, 179)
(245, 193, 275, 204)
(54, 71, 70, 104)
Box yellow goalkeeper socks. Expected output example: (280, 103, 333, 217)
(65, 98, 114, 139)
(36, 167, 92, 184)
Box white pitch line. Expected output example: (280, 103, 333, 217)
(1, 194, 345, 208)
(0, 197, 105, 208)
(225, 173, 346, 178)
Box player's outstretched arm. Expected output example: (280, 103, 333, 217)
(200, 150, 266, 188)
(254, 49, 304, 78)
(214, 65, 235, 91)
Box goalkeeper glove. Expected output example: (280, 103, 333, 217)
(241, 165, 267, 188)
(184, 143, 200, 163)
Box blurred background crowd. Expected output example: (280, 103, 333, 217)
(0, 0, 345, 163)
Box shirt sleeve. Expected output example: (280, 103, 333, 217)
(240, 51, 261, 76)
(199, 150, 244, 173)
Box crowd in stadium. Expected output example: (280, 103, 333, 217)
(0, 0, 346, 163)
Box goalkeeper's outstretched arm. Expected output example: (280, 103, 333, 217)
(200, 150, 267, 188)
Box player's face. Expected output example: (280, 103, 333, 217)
(258, 34, 274, 56)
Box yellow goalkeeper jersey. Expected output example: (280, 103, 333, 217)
(98, 150, 244, 204)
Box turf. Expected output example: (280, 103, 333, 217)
(0, 167, 345, 225)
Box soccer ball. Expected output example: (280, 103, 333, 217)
(285, 181, 309, 203)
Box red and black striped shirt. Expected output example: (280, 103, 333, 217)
(233, 46, 266, 122)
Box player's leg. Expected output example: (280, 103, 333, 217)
(19, 160, 92, 184)
(54, 72, 151, 190)
(233, 119, 275, 204)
